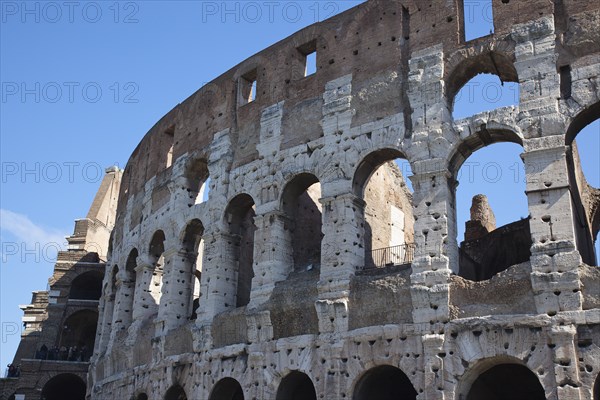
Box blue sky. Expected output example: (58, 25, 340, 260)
(0, 0, 598, 371)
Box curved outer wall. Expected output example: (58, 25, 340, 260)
(90, 1, 600, 399)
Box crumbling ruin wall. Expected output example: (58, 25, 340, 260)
(88, 1, 600, 399)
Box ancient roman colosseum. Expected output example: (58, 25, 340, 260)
(10, 0, 600, 399)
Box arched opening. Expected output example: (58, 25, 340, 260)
(276, 371, 317, 400)
(466, 363, 545, 400)
(69, 271, 103, 300)
(58, 309, 98, 361)
(165, 385, 187, 400)
(566, 107, 599, 266)
(281, 173, 322, 271)
(453, 74, 519, 119)
(224, 194, 256, 308)
(185, 157, 210, 205)
(148, 230, 166, 306)
(353, 365, 417, 400)
(102, 264, 119, 348)
(136, 394, 149, 400)
(182, 219, 205, 319)
(42, 374, 86, 400)
(446, 53, 518, 114)
(117, 248, 138, 326)
(450, 134, 529, 281)
(353, 149, 414, 269)
(209, 378, 244, 400)
(191, 270, 202, 319)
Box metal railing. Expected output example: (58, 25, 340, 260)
(368, 243, 415, 269)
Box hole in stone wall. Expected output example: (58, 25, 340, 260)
(165, 125, 175, 169)
(276, 371, 317, 400)
(209, 377, 245, 400)
(463, 0, 494, 41)
(560, 65, 572, 99)
(225, 194, 257, 308)
(120, 248, 139, 323)
(466, 364, 545, 400)
(282, 173, 323, 272)
(453, 74, 519, 119)
(454, 142, 529, 281)
(354, 150, 414, 269)
(182, 219, 205, 319)
(58, 310, 98, 361)
(567, 116, 600, 265)
(297, 40, 317, 77)
(41, 374, 86, 400)
(69, 271, 103, 300)
(165, 385, 188, 400)
(238, 69, 258, 105)
(184, 158, 210, 205)
(148, 230, 166, 306)
(353, 365, 417, 400)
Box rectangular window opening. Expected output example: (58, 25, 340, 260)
(464, 0, 494, 41)
(165, 125, 175, 169)
(238, 69, 258, 106)
(298, 40, 317, 78)
(560, 65, 572, 99)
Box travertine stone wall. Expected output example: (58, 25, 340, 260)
(88, 1, 600, 399)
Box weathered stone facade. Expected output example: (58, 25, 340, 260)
(4, 0, 600, 399)
(89, 0, 600, 399)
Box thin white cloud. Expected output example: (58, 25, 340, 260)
(0, 209, 67, 250)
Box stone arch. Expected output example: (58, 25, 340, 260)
(281, 173, 322, 271)
(59, 309, 98, 361)
(181, 218, 205, 319)
(445, 49, 518, 110)
(352, 365, 417, 400)
(447, 126, 529, 280)
(118, 248, 138, 325)
(41, 373, 86, 400)
(448, 127, 523, 177)
(224, 193, 257, 308)
(69, 270, 104, 300)
(276, 370, 317, 400)
(352, 148, 415, 268)
(147, 230, 166, 306)
(457, 357, 545, 400)
(209, 377, 245, 400)
(566, 101, 600, 146)
(165, 384, 187, 400)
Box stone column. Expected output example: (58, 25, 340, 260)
(195, 231, 238, 324)
(421, 334, 446, 399)
(110, 272, 135, 337)
(549, 325, 582, 400)
(156, 249, 195, 335)
(523, 138, 582, 314)
(409, 160, 454, 326)
(132, 256, 160, 322)
(316, 192, 365, 333)
(248, 210, 293, 308)
(96, 289, 115, 354)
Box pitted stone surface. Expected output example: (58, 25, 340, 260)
(4, 1, 596, 400)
